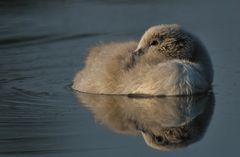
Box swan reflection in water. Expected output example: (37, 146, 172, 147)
(74, 92, 215, 151)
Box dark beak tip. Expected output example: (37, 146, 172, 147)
(132, 50, 138, 55)
(133, 48, 142, 56)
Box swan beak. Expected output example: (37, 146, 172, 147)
(133, 48, 144, 56)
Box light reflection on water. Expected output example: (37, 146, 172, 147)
(75, 92, 215, 151)
(0, 0, 240, 156)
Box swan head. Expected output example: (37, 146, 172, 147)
(133, 24, 195, 64)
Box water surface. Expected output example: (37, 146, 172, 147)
(1, 0, 240, 156)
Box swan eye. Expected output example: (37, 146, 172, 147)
(150, 40, 159, 46)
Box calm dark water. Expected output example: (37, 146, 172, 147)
(1, 0, 240, 156)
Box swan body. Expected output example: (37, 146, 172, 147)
(72, 24, 213, 96)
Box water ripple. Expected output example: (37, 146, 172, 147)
(0, 32, 106, 49)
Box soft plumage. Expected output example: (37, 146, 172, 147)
(72, 24, 213, 96)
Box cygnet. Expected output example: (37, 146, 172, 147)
(72, 24, 213, 96)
